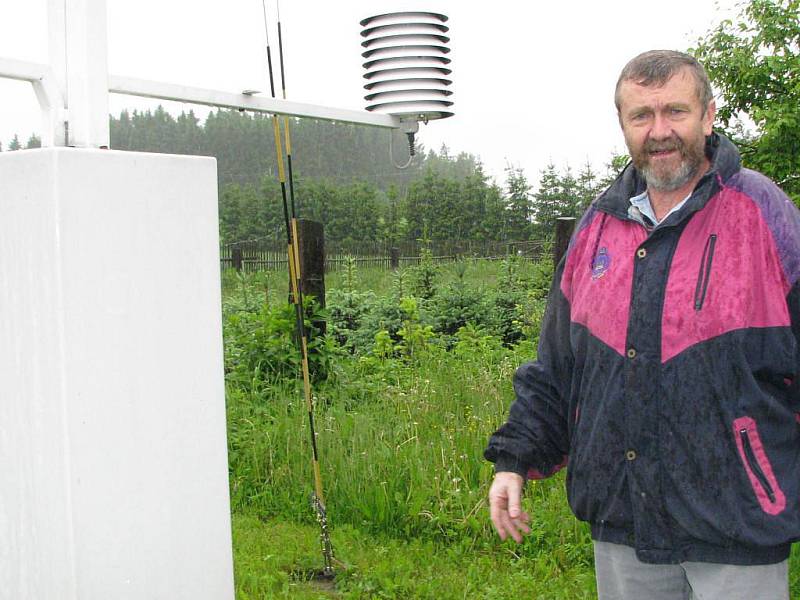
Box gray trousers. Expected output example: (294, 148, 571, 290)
(594, 541, 789, 600)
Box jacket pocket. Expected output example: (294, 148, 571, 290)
(733, 416, 786, 515)
(694, 234, 717, 310)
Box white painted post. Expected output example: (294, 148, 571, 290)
(48, 0, 110, 148)
(46, 0, 68, 146)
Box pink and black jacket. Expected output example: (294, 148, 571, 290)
(485, 134, 800, 565)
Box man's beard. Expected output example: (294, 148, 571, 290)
(631, 133, 706, 192)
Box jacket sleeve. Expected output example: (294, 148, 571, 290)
(484, 253, 574, 479)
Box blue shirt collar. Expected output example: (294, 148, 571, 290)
(628, 190, 692, 227)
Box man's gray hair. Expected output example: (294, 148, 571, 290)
(614, 50, 713, 114)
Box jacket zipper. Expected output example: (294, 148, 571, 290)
(694, 234, 717, 310)
(739, 428, 776, 503)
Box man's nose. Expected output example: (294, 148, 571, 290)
(650, 113, 672, 140)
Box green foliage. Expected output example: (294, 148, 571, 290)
(300, 180, 383, 244)
(400, 165, 514, 244)
(485, 257, 529, 347)
(106, 108, 488, 196)
(223, 298, 331, 389)
(409, 238, 439, 300)
(326, 288, 378, 351)
(324, 256, 554, 357)
(218, 182, 281, 245)
(692, 0, 800, 202)
(431, 279, 490, 342)
(215, 156, 533, 246)
(504, 165, 534, 240)
(529, 251, 556, 300)
(341, 256, 359, 294)
(452, 323, 506, 363)
(532, 163, 566, 239)
(532, 161, 613, 238)
(390, 267, 410, 299)
(356, 295, 414, 352)
(396, 297, 436, 359)
(372, 329, 396, 360)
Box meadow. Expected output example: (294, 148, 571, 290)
(221, 257, 800, 599)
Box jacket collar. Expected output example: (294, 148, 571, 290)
(595, 132, 742, 222)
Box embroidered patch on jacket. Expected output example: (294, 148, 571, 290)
(591, 247, 610, 279)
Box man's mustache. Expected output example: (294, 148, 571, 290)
(644, 137, 684, 154)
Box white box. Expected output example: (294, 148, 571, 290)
(0, 148, 234, 599)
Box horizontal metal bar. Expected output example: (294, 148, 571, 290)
(108, 75, 401, 129)
(1, 57, 402, 133)
(0, 57, 50, 83)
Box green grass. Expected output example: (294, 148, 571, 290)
(232, 513, 597, 599)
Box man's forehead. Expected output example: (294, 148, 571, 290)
(618, 69, 699, 108)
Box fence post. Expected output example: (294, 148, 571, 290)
(232, 245, 243, 271)
(554, 216, 576, 268)
(294, 219, 326, 334)
(390, 247, 400, 269)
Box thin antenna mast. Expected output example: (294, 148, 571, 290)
(276, 0, 297, 218)
(261, 0, 335, 579)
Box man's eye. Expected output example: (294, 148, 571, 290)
(670, 108, 686, 115)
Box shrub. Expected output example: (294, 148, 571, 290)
(326, 288, 378, 351)
(430, 280, 491, 345)
(409, 244, 438, 299)
(223, 298, 331, 388)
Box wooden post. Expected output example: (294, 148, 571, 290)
(293, 219, 326, 335)
(554, 216, 576, 268)
(390, 247, 400, 270)
(232, 246, 243, 272)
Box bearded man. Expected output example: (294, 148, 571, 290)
(485, 50, 800, 599)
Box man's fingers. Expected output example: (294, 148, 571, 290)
(507, 485, 522, 519)
(499, 509, 519, 541)
(488, 472, 529, 543)
(502, 474, 523, 520)
(489, 500, 508, 540)
(490, 501, 520, 542)
(506, 515, 524, 543)
(493, 509, 530, 543)
(515, 515, 531, 534)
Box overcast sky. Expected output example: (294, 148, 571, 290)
(0, 0, 738, 185)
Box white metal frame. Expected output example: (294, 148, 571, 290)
(0, 58, 66, 147)
(108, 75, 399, 129)
(0, 0, 400, 149)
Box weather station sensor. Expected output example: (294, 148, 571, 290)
(360, 11, 453, 167)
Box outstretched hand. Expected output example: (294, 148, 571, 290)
(489, 471, 531, 543)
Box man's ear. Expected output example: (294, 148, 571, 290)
(703, 100, 716, 135)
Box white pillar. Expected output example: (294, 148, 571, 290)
(48, 0, 110, 147)
(0, 148, 234, 599)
